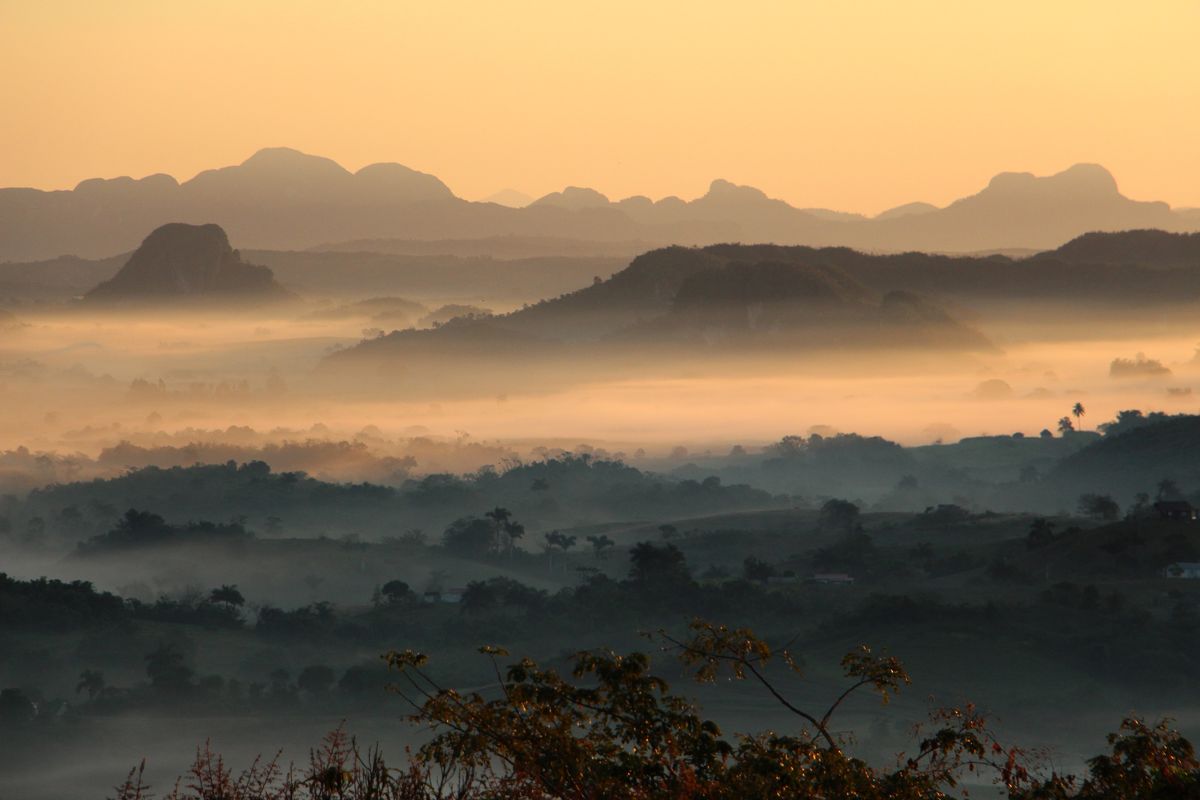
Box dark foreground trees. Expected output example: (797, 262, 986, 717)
(111, 620, 1200, 799)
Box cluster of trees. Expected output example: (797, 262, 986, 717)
(0, 572, 251, 634)
(4, 635, 395, 723)
(76, 509, 252, 554)
(17, 454, 780, 547)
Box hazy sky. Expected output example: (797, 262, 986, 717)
(3, 0, 1198, 213)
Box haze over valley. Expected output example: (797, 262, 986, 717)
(4, 3, 1200, 799)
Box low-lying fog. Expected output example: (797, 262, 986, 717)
(2, 306, 1198, 464)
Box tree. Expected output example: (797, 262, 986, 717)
(382, 621, 1036, 799)
(819, 498, 860, 532)
(379, 580, 415, 605)
(485, 507, 525, 557)
(742, 556, 775, 583)
(1072, 402, 1087, 431)
(145, 643, 193, 692)
(209, 584, 244, 610)
(1056, 717, 1200, 798)
(628, 541, 691, 586)
(111, 628, 1200, 798)
(1078, 493, 1121, 521)
(442, 516, 494, 558)
(543, 530, 577, 571)
(586, 534, 615, 559)
(1058, 416, 1075, 436)
(297, 665, 336, 697)
(460, 580, 502, 614)
(76, 668, 105, 700)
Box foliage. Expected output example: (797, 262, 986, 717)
(104, 617, 1200, 798)
(380, 622, 1031, 799)
(628, 541, 692, 587)
(818, 498, 861, 532)
(1078, 493, 1121, 521)
(78, 509, 252, 554)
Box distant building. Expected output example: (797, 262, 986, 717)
(810, 573, 856, 585)
(1164, 562, 1200, 579)
(1155, 501, 1197, 521)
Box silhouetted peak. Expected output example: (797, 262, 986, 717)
(239, 147, 350, 177)
(74, 173, 180, 193)
(702, 179, 769, 203)
(532, 186, 611, 209)
(1055, 163, 1119, 191)
(616, 195, 654, 212)
(353, 162, 455, 199)
(1042, 229, 1200, 266)
(140, 222, 232, 252)
(983, 163, 1119, 196)
(875, 201, 938, 221)
(84, 223, 290, 302)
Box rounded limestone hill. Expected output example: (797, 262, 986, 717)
(84, 223, 294, 304)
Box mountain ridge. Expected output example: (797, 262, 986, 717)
(2, 149, 1196, 261)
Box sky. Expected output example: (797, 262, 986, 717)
(2, 0, 1198, 214)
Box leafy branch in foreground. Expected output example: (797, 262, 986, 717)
(382, 619, 1035, 798)
(111, 619, 1200, 799)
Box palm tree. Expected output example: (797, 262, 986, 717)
(76, 669, 105, 700)
(485, 507, 512, 556)
(544, 531, 577, 572)
(586, 534, 615, 559)
(209, 584, 244, 610)
(1072, 402, 1086, 431)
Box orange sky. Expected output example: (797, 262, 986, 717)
(2, 0, 1198, 214)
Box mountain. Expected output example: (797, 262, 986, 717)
(618, 260, 993, 350)
(2, 149, 1197, 261)
(0, 253, 126, 300)
(849, 163, 1183, 252)
(1038, 229, 1200, 268)
(15, 228, 1200, 309)
(325, 244, 994, 383)
(0, 148, 462, 261)
(1043, 415, 1200, 501)
(84, 223, 293, 304)
(532, 186, 612, 210)
(874, 201, 938, 221)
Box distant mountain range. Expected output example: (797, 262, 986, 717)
(2, 148, 1196, 261)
